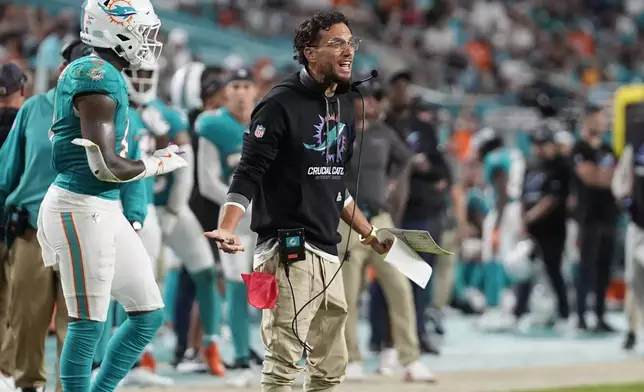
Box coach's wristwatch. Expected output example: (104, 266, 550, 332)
(359, 225, 378, 245)
(132, 221, 142, 231)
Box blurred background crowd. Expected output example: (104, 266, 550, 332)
(1, 0, 642, 386)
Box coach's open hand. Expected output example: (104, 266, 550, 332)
(205, 229, 245, 253)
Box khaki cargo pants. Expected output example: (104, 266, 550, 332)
(0, 241, 11, 375)
(256, 249, 348, 392)
(2, 229, 67, 392)
(338, 212, 420, 365)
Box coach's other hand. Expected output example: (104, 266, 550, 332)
(205, 229, 244, 253)
(370, 238, 393, 255)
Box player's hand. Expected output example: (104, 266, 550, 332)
(370, 238, 393, 255)
(205, 229, 244, 254)
(141, 105, 170, 137)
(149, 144, 188, 175)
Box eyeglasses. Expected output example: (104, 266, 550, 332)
(312, 38, 361, 52)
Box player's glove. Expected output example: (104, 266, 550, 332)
(71, 140, 187, 182)
(142, 144, 189, 177)
(141, 105, 170, 137)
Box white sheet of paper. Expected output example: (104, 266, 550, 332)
(381, 229, 454, 255)
(376, 230, 433, 289)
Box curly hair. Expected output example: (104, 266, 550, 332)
(293, 11, 350, 66)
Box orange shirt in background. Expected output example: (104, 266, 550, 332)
(568, 31, 594, 56)
(451, 129, 472, 161)
(465, 41, 492, 70)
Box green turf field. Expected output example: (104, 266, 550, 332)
(522, 383, 644, 392)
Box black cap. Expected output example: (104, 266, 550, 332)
(61, 39, 92, 64)
(200, 75, 225, 101)
(226, 68, 254, 84)
(389, 69, 412, 85)
(0, 63, 26, 97)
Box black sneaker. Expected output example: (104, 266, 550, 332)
(427, 307, 445, 336)
(623, 331, 637, 351)
(250, 348, 264, 365)
(593, 320, 618, 334)
(577, 318, 589, 332)
(225, 357, 250, 370)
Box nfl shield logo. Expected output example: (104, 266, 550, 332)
(254, 125, 266, 138)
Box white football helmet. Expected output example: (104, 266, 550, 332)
(123, 61, 158, 105)
(80, 0, 163, 70)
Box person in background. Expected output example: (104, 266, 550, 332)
(0, 63, 25, 148)
(340, 80, 434, 382)
(33, 19, 68, 95)
(452, 157, 488, 315)
(512, 122, 570, 331)
(125, 62, 226, 376)
(0, 39, 93, 392)
(402, 98, 451, 351)
(571, 103, 618, 333)
(474, 127, 525, 331)
(0, 62, 26, 389)
(611, 139, 639, 350)
(370, 98, 446, 356)
(169, 65, 229, 374)
(385, 69, 413, 142)
(195, 68, 262, 387)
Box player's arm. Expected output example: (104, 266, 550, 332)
(196, 118, 230, 205)
(73, 96, 186, 183)
(119, 129, 148, 229)
(0, 103, 29, 210)
(197, 137, 229, 205)
(75, 94, 147, 180)
(163, 107, 194, 214)
(573, 145, 614, 188)
(612, 144, 633, 200)
(217, 99, 286, 233)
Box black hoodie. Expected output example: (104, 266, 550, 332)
(227, 69, 356, 255)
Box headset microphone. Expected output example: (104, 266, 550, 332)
(351, 70, 379, 89)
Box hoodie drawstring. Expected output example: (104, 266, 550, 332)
(323, 97, 341, 165)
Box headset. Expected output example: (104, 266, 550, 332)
(285, 70, 379, 353)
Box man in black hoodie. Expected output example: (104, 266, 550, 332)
(206, 11, 391, 391)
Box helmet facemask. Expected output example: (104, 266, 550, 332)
(114, 22, 163, 71)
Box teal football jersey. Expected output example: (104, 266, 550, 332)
(127, 109, 156, 205)
(466, 187, 489, 217)
(50, 55, 130, 200)
(195, 108, 245, 184)
(482, 147, 525, 201)
(120, 112, 148, 223)
(0, 89, 57, 229)
(150, 99, 189, 206)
